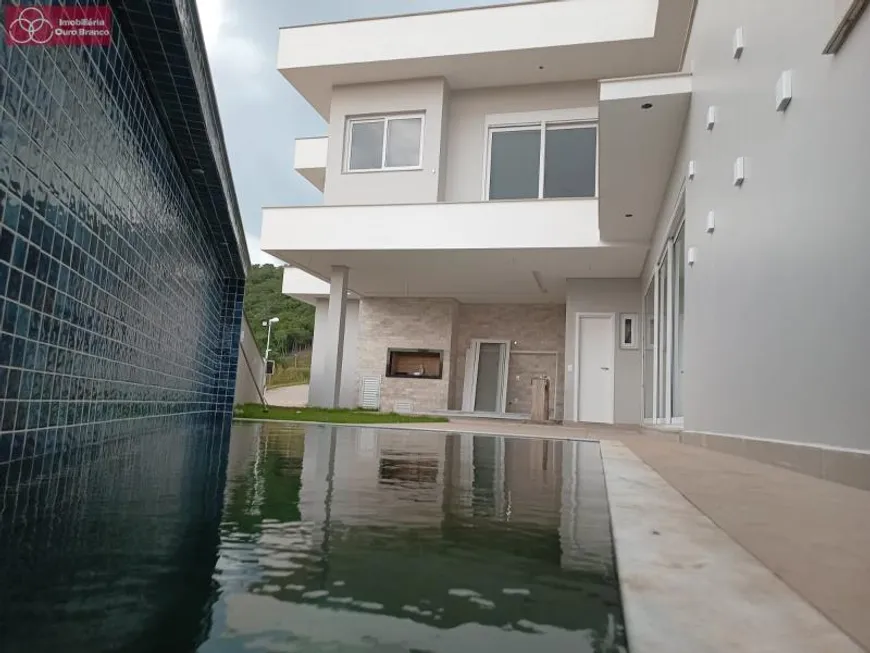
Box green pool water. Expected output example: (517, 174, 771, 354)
(0, 421, 627, 653)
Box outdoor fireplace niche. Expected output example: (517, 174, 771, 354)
(386, 349, 443, 379)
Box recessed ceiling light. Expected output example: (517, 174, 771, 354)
(641, 102, 653, 109)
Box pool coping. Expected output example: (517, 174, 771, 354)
(231, 417, 601, 442)
(599, 440, 862, 653)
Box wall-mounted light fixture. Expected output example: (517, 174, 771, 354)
(706, 106, 717, 130)
(734, 157, 746, 186)
(706, 211, 716, 233)
(733, 27, 745, 59)
(776, 70, 793, 111)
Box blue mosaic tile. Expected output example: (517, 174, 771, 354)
(0, 0, 246, 463)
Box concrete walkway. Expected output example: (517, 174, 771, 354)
(625, 435, 870, 652)
(602, 441, 862, 653)
(265, 384, 308, 407)
(359, 419, 870, 651)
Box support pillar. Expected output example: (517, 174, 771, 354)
(322, 266, 349, 408)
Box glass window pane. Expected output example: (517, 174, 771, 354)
(643, 282, 655, 420)
(385, 117, 422, 167)
(543, 126, 597, 198)
(348, 120, 384, 170)
(488, 129, 540, 200)
(657, 254, 669, 420)
(671, 226, 685, 419)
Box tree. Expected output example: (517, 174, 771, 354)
(243, 265, 315, 356)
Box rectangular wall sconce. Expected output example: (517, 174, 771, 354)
(776, 70, 793, 111)
(733, 27, 745, 59)
(619, 314, 639, 350)
(687, 247, 697, 266)
(733, 157, 746, 186)
(706, 210, 716, 233)
(706, 106, 717, 130)
(688, 159, 696, 180)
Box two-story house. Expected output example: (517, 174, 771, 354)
(261, 0, 870, 473)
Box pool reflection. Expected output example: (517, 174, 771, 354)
(0, 416, 230, 653)
(0, 421, 625, 653)
(205, 423, 625, 653)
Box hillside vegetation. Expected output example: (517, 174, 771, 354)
(243, 265, 315, 356)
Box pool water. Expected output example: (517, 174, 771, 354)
(0, 422, 627, 652)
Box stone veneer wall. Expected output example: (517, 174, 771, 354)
(356, 298, 458, 413)
(452, 304, 566, 418)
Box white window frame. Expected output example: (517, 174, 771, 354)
(641, 186, 686, 427)
(461, 339, 512, 414)
(482, 108, 599, 201)
(343, 113, 425, 173)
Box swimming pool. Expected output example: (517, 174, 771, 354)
(0, 421, 627, 652)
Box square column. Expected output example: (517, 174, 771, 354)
(321, 266, 349, 408)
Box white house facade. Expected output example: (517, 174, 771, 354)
(261, 0, 870, 476)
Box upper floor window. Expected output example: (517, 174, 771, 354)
(487, 121, 597, 200)
(345, 114, 424, 172)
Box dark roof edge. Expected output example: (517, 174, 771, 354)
(110, 0, 251, 278)
(174, 0, 251, 273)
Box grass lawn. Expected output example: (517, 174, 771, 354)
(266, 366, 310, 389)
(233, 404, 449, 424)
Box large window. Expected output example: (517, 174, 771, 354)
(345, 114, 423, 172)
(487, 122, 597, 200)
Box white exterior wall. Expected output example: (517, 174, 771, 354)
(234, 317, 266, 406)
(645, 0, 870, 449)
(443, 82, 599, 202)
(563, 279, 642, 425)
(309, 298, 359, 408)
(324, 78, 448, 205)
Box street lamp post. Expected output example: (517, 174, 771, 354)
(262, 317, 279, 386)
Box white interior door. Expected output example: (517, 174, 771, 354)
(577, 315, 615, 424)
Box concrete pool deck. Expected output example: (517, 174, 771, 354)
(602, 441, 863, 653)
(350, 419, 870, 652)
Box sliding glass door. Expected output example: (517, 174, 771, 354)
(642, 213, 685, 426)
(643, 284, 655, 421)
(671, 225, 685, 423)
(656, 247, 670, 421)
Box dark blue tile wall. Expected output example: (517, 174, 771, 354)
(0, 1, 245, 464)
(0, 415, 230, 651)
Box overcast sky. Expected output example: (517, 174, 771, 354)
(194, 0, 525, 265)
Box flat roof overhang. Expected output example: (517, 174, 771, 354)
(282, 267, 360, 305)
(278, 0, 696, 117)
(261, 199, 647, 302)
(598, 72, 692, 241)
(294, 137, 327, 191)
